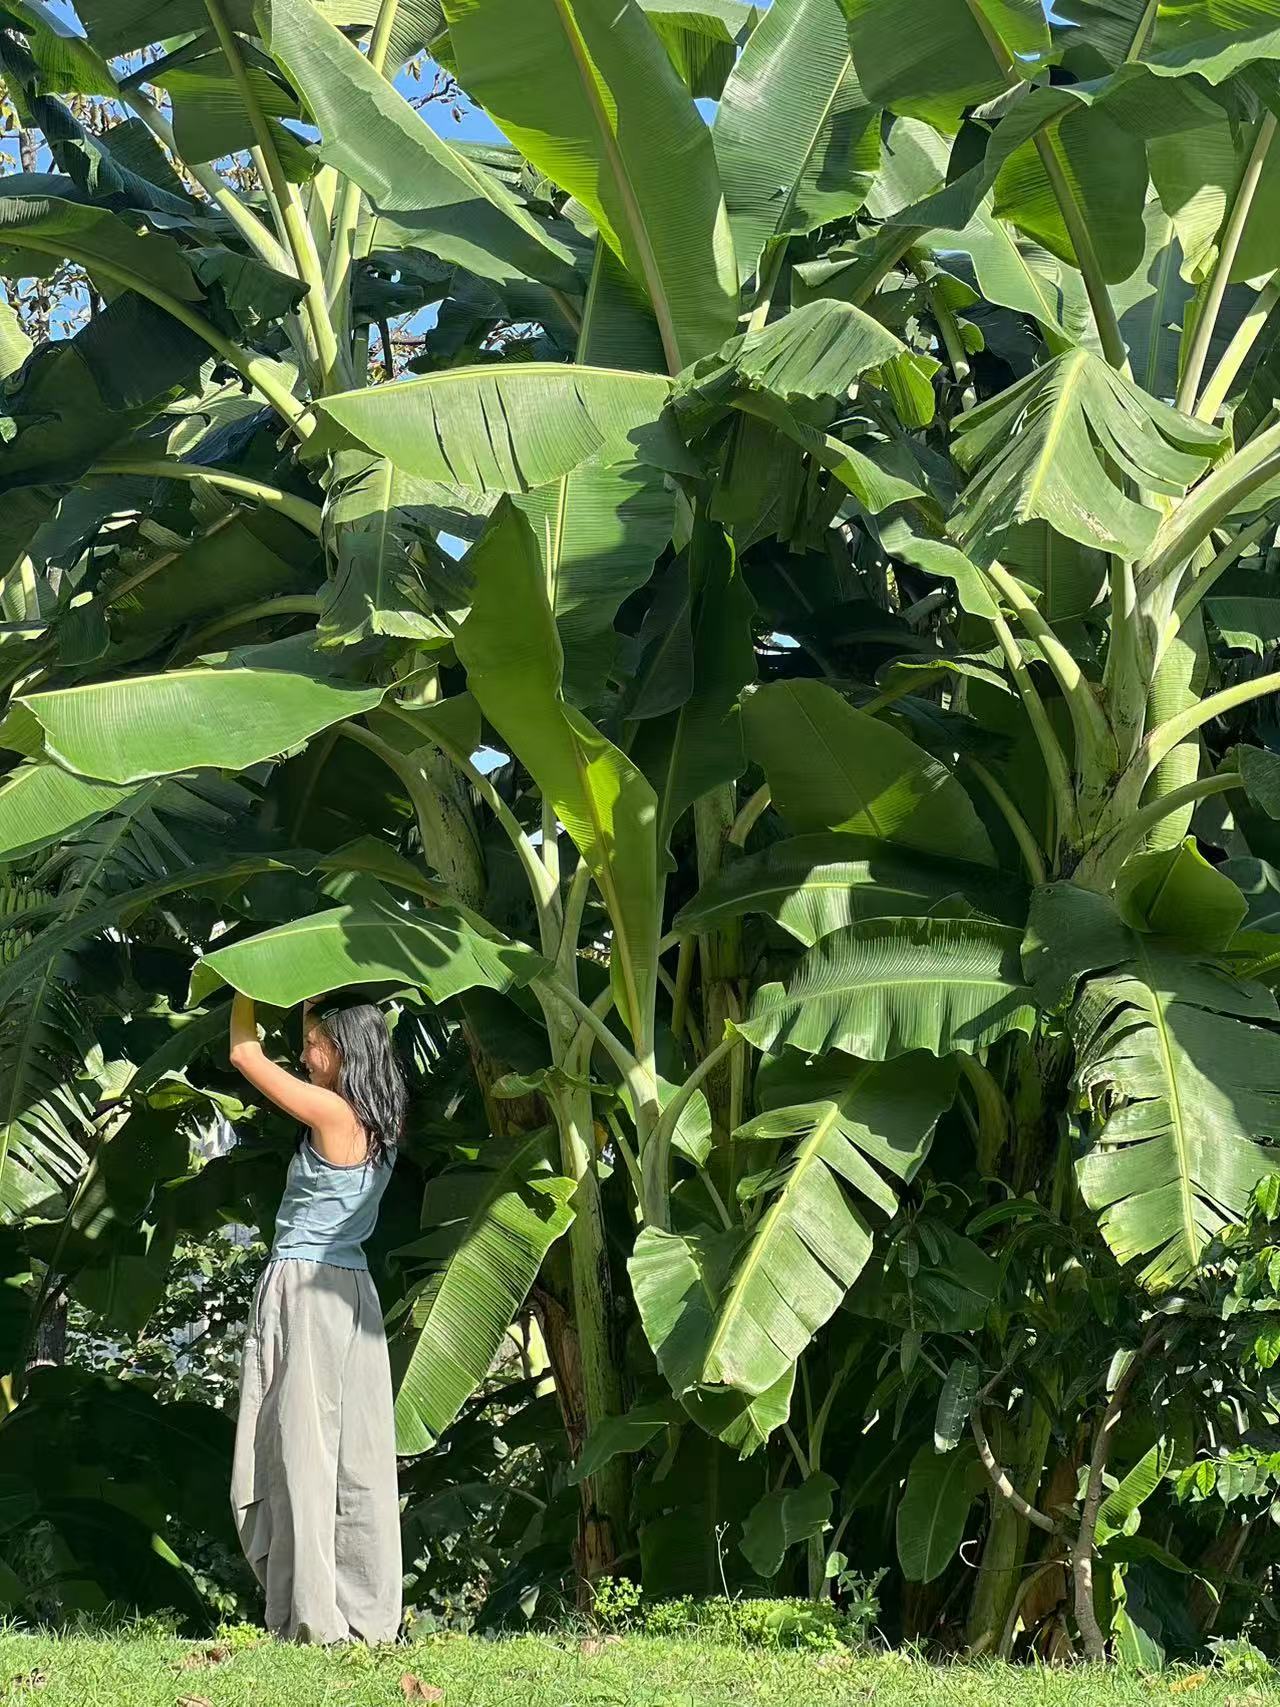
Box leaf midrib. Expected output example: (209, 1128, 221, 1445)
(1134, 936, 1200, 1273)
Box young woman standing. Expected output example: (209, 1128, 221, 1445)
(227, 993, 405, 1645)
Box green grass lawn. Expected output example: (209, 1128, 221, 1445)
(0, 1632, 1275, 1707)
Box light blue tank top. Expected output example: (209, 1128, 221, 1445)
(270, 1139, 395, 1270)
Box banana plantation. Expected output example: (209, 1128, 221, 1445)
(4, 0, 1280, 1667)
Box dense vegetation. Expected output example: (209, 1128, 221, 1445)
(2, 0, 1280, 1670)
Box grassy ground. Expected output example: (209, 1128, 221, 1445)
(0, 1632, 1275, 1707)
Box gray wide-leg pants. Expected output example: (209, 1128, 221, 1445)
(232, 1258, 402, 1644)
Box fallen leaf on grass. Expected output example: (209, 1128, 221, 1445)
(400, 1675, 443, 1702)
(7, 1672, 49, 1693)
(1169, 1676, 1208, 1694)
(176, 1646, 232, 1672)
(177, 1696, 214, 1707)
(1225, 1695, 1268, 1707)
(578, 1636, 622, 1657)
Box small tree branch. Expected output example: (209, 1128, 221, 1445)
(969, 1409, 1060, 1537)
(1072, 1328, 1163, 1663)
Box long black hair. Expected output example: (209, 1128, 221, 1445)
(309, 1001, 406, 1166)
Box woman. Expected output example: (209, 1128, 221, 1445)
(227, 992, 405, 1645)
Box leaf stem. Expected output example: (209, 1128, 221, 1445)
(1178, 113, 1278, 416)
(184, 594, 322, 652)
(964, 0, 1126, 368)
(982, 561, 1114, 774)
(988, 610, 1077, 849)
(1085, 772, 1241, 878)
(88, 459, 323, 534)
(1196, 274, 1280, 423)
(379, 702, 559, 927)
(964, 758, 1047, 884)
(204, 0, 345, 390)
(325, 0, 401, 326)
(1145, 671, 1280, 770)
(1140, 414, 1280, 587)
(1168, 509, 1278, 639)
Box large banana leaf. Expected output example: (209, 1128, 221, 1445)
(951, 348, 1227, 563)
(315, 364, 690, 490)
(1025, 882, 1280, 1288)
(256, 0, 579, 291)
(19, 668, 385, 784)
(189, 894, 544, 1006)
(0, 884, 92, 1221)
(0, 182, 202, 302)
(441, 0, 739, 370)
(897, 1441, 983, 1583)
(189, 894, 542, 1010)
(627, 1226, 800, 1450)
(511, 246, 674, 705)
(714, 0, 880, 284)
(0, 766, 136, 864)
(73, 0, 256, 55)
(631, 520, 755, 856)
(1072, 937, 1280, 1290)
(642, 0, 757, 98)
(675, 833, 1025, 946)
(740, 917, 1037, 1061)
(1139, 0, 1280, 82)
(842, 0, 1050, 128)
(392, 1127, 575, 1453)
(516, 459, 675, 705)
(940, 200, 1092, 348)
(700, 1055, 956, 1396)
(138, 34, 309, 174)
(675, 299, 907, 425)
(456, 502, 659, 1041)
(744, 680, 995, 866)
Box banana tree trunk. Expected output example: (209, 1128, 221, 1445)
(393, 761, 630, 1570)
(549, 1078, 631, 1582)
(693, 787, 744, 1154)
(965, 1400, 1053, 1652)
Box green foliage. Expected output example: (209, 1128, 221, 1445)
(3, 0, 1280, 1665)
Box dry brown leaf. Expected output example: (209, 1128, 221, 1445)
(1169, 1675, 1209, 1694)
(1225, 1695, 1267, 1707)
(176, 1646, 232, 1672)
(8, 1672, 49, 1693)
(399, 1675, 443, 1702)
(177, 1696, 214, 1707)
(578, 1635, 621, 1657)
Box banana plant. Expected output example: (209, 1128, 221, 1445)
(3, 0, 1280, 1647)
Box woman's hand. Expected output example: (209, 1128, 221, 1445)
(227, 991, 362, 1155)
(229, 992, 260, 1063)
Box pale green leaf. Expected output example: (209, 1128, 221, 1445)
(441, 0, 739, 368)
(188, 893, 544, 1007)
(456, 502, 659, 1041)
(393, 1128, 575, 1452)
(951, 348, 1227, 562)
(740, 917, 1037, 1061)
(19, 669, 385, 785)
(256, 0, 579, 290)
(315, 364, 691, 491)
(715, 0, 879, 284)
(675, 832, 1024, 946)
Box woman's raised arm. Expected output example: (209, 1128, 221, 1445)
(228, 992, 351, 1137)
